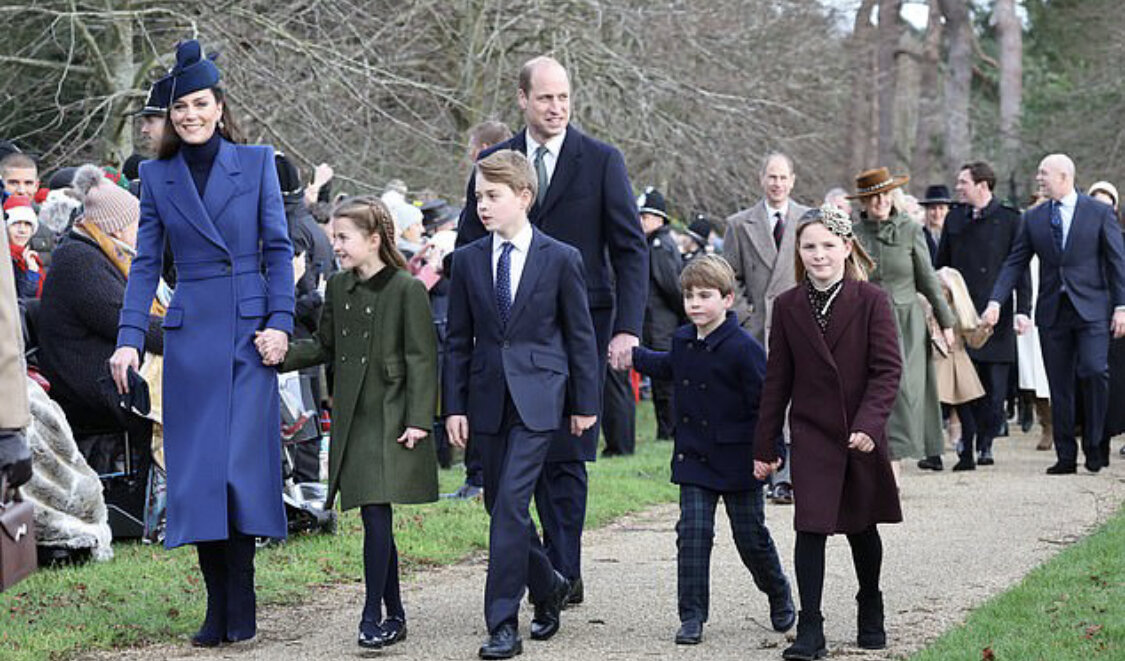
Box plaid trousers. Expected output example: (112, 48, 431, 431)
(676, 484, 789, 623)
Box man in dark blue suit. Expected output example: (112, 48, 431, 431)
(456, 56, 649, 603)
(446, 151, 600, 658)
(985, 154, 1125, 474)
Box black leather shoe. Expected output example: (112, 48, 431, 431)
(770, 482, 794, 505)
(1046, 462, 1077, 475)
(378, 617, 407, 646)
(769, 586, 796, 632)
(191, 631, 223, 648)
(782, 611, 827, 660)
(856, 590, 886, 650)
(1084, 457, 1103, 473)
(977, 449, 995, 466)
(565, 576, 583, 607)
(951, 455, 976, 471)
(675, 620, 703, 644)
(357, 621, 384, 649)
(530, 573, 569, 641)
(917, 456, 943, 471)
(479, 624, 521, 659)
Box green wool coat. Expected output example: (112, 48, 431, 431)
(853, 212, 955, 461)
(282, 266, 438, 510)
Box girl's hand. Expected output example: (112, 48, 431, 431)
(754, 460, 780, 481)
(108, 346, 140, 395)
(847, 431, 875, 453)
(396, 427, 428, 450)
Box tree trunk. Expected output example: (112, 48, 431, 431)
(938, 0, 972, 177)
(103, 7, 135, 166)
(994, 0, 1023, 202)
(910, 0, 944, 184)
(876, 0, 903, 167)
(848, 0, 879, 177)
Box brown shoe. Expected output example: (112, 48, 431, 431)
(1035, 399, 1052, 451)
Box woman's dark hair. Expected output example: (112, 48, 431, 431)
(157, 86, 244, 160)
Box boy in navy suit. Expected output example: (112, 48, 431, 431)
(444, 150, 600, 659)
(628, 255, 794, 645)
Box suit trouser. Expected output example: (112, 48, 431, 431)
(677, 485, 789, 624)
(480, 398, 558, 632)
(969, 361, 1011, 456)
(601, 365, 635, 455)
(1039, 295, 1110, 466)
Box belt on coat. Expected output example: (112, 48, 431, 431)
(174, 254, 261, 282)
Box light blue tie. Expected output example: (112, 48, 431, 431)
(496, 242, 514, 325)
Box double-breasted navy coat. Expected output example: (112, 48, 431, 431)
(118, 140, 294, 548)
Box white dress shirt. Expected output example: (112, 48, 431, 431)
(1056, 190, 1078, 247)
(492, 222, 534, 303)
(525, 129, 566, 187)
(765, 201, 790, 233)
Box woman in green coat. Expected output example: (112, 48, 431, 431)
(267, 196, 438, 650)
(849, 168, 955, 486)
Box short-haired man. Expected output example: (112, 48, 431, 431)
(134, 74, 173, 154)
(724, 152, 809, 504)
(467, 120, 513, 164)
(936, 162, 1030, 471)
(985, 154, 1125, 474)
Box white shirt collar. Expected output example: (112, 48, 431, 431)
(1058, 190, 1078, 209)
(493, 221, 534, 254)
(765, 201, 789, 219)
(527, 129, 566, 158)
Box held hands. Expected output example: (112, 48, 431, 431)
(608, 333, 639, 371)
(753, 459, 781, 481)
(980, 303, 1000, 328)
(446, 415, 469, 449)
(941, 327, 956, 349)
(108, 346, 140, 395)
(253, 329, 289, 366)
(1112, 309, 1125, 339)
(396, 427, 429, 450)
(570, 414, 597, 437)
(1015, 314, 1033, 336)
(848, 431, 875, 453)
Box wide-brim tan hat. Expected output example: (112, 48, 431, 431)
(847, 166, 910, 199)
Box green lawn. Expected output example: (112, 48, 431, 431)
(0, 407, 676, 660)
(911, 504, 1125, 661)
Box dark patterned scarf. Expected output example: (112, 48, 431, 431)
(806, 277, 844, 333)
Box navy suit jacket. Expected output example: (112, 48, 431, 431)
(991, 194, 1125, 325)
(443, 228, 600, 435)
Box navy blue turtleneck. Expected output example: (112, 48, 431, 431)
(180, 131, 221, 198)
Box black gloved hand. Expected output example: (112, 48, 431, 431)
(0, 429, 33, 490)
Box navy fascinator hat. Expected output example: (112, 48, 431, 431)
(169, 39, 221, 102)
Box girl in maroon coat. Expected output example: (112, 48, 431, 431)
(753, 205, 903, 660)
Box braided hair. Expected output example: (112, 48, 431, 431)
(331, 195, 408, 270)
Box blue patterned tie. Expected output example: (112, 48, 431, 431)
(1049, 200, 1064, 251)
(496, 241, 514, 325)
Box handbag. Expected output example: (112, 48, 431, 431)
(0, 474, 37, 592)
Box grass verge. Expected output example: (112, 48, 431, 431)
(1, 408, 675, 660)
(911, 504, 1125, 661)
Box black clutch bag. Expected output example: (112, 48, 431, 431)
(99, 366, 151, 417)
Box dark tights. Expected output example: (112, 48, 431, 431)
(794, 526, 882, 614)
(196, 531, 258, 641)
(360, 504, 404, 625)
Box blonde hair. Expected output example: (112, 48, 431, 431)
(330, 196, 408, 270)
(680, 255, 736, 296)
(475, 149, 538, 200)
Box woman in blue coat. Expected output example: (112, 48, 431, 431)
(109, 40, 294, 647)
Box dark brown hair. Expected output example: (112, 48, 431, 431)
(330, 196, 408, 270)
(959, 161, 996, 191)
(680, 255, 736, 296)
(157, 87, 244, 160)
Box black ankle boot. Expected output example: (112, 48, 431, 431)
(782, 611, 827, 660)
(856, 590, 886, 649)
(193, 543, 228, 647)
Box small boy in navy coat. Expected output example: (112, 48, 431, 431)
(444, 150, 600, 660)
(629, 255, 794, 645)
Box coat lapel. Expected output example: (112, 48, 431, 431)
(163, 154, 229, 253)
(531, 128, 582, 222)
(202, 140, 249, 227)
(823, 280, 861, 352)
(747, 201, 779, 265)
(764, 205, 801, 297)
(790, 283, 838, 370)
(505, 229, 546, 330)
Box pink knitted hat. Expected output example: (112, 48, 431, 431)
(74, 164, 139, 233)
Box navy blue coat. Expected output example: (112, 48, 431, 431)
(991, 195, 1125, 324)
(443, 228, 600, 435)
(633, 312, 781, 492)
(118, 140, 294, 548)
(456, 126, 649, 461)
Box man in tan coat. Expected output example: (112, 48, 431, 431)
(0, 206, 32, 489)
(724, 152, 809, 504)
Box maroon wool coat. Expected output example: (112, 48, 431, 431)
(754, 279, 904, 534)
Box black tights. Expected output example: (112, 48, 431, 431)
(360, 504, 404, 625)
(794, 526, 882, 614)
(196, 532, 258, 641)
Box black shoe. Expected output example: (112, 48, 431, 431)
(770, 482, 794, 505)
(997, 421, 1009, 437)
(191, 631, 223, 648)
(977, 447, 995, 466)
(782, 611, 827, 660)
(1084, 457, 1103, 473)
(1046, 462, 1077, 475)
(675, 620, 703, 645)
(565, 576, 584, 607)
(530, 573, 569, 641)
(479, 624, 522, 659)
(443, 483, 483, 500)
(769, 586, 796, 632)
(378, 617, 407, 646)
(917, 456, 943, 471)
(357, 621, 384, 649)
(856, 590, 886, 650)
(951, 455, 976, 472)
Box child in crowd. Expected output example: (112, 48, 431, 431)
(628, 254, 794, 646)
(265, 196, 439, 650)
(443, 149, 599, 660)
(753, 205, 903, 660)
(4, 195, 44, 298)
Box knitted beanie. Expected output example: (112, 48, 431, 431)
(3, 195, 38, 233)
(73, 164, 140, 233)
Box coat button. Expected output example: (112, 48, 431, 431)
(345, 303, 351, 311)
(699, 383, 707, 390)
(365, 306, 372, 315)
(341, 356, 347, 362)
(363, 331, 369, 339)
(342, 328, 349, 337)
(682, 415, 689, 423)
(361, 356, 367, 364)
(676, 453, 685, 461)
(682, 379, 690, 386)
(701, 420, 709, 428)
(503, 341, 510, 349)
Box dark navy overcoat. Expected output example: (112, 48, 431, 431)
(117, 140, 294, 548)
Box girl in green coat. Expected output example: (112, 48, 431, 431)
(263, 197, 438, 650)
(848, 168, 955, 487)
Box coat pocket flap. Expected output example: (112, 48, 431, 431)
(238, 297, 268, 319)
(531, 351, 568, 374)
(385, 359, 406, 380)
(162, 308, 184, 329)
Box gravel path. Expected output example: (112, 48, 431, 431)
(88, 430, 1124, 661)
